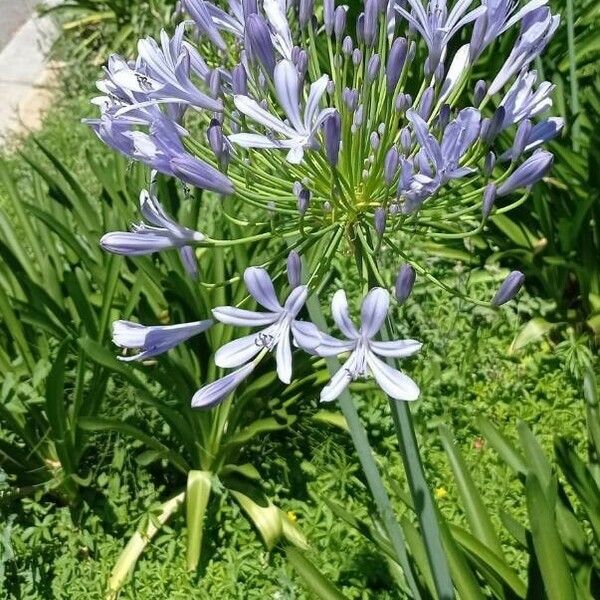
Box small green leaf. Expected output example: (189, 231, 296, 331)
(285, 547, 348, 600)
(509, 318, 556, 354)
(186, 470, 212, 572)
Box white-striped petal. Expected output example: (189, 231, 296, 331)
(212, 306, 279, 327)
(360, 288, 389, 338)
(228, 133, 280, 149)
(274, 60, 304, 131)
(331, 290, 359, 339)
(233, 95, 297, 137)
(320, 352, 357, 403)
(366, 352, 420, 401)
(214, 331, 264, 368)
(275, 324, 292, 383)
(369, 339, 422, 358)
(244, 267, 282, 312)
(192, 362, 255, 408)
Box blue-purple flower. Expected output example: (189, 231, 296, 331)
(229, 60, 334, 163)
(113, 318, 213, 361)
(295, 288, 422, 402)
(101, 188, 205, 276)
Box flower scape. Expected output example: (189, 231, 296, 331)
(87, 0, 559, 407)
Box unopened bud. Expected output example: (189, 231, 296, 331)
(374, 207, 386, 235)
(482, 183, 497, 219)
(287, 251, 302, 288)
(395, 265, 416, 304)
(491, 271, 525, 306)
(324, 111, 341, 166)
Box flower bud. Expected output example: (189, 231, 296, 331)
(481, 106, 506, 144)
(208, 69, 221, 98)
(232, 64, 247, 95)
(367, 54, 380, 82)
(352, 48, 362, 66)
(296, 49, 308, 75)
(474, 80, 487, 107)
(334, 6, 347, 41)
(497, 151, 553, 196)
(482, 183, 496, 219)
(356, 13, 365, 44)
(299, 0, 314, 28)
(374, 207, 386, 235)
(324, 111, 341, 166)
(491, 271, 525, 306)
(342, 35, 353, 56)
(297, 188, 311, 214)
(207, 118, 224, 158)
(418, 86, 434, 120)
(387, 37, 408, 92)
(364, 0, 378, 47)
(370, 131, 380, 150)
(246, 14, 275, 75)
(324, 0, 335, 35)
(512, 119, 532, 162)
(395, 265, 416, 304)
(384, 146, 399, 184)
(484, 151, 496, 177)
(293, 180, 303, 197)
(287, 251, 302, 288)
(400, 127, 412, 152)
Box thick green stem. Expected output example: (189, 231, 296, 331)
(355, 228, 455, 600)
(304, 293, 422, 600)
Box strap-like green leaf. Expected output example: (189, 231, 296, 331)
(186, 470, 212, 572)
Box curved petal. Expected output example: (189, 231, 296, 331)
(228, 133, 280, 149)
(275, 325, 293, 383)
(100, 231, 175, 255)
(286, 144, 305, 164)
(274, 60, 304, 131)
(291, 320, 324, 353)
(369, 339, 422, 358)
(320, 352, 357, 403)
(360, 288, 389, 338)
(233, 95, 297, 137)
(284, 285, 308, 317)
(366, 352, 420, 401)
(331, 290, 359, 339)
(192, 362, 256, 408)
(212, 306, 279, 327)
(244, 267, 282, 312)
(215, 331, 263, 368)
(304, 75, 329, 126)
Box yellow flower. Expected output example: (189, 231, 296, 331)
(434, 487, 448, 500)
(286, 511, 298, 523)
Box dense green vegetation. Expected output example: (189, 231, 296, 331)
(1, 1, 599, 598)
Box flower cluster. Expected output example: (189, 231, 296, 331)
(87, 0, 560, 406)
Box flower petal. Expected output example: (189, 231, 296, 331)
(320, 352, 357, 403)
(212, 306, 279, 327)
(366, 352, 420, 401)
(214, 331, 264, 368)
(228, 133, 280, 149)
(274, 60, 304, 131)
(244, 267, 282, 312)
(283, 285, 308, 317)
(360, 288, 389, 338)
(233, 95, 297, 137)
(191, 362, 256, 408)
(304, 74, 329, 126)
(331, 289, 359, 339)
(369, 339, 422, 358)
(275, 325, 293, 383)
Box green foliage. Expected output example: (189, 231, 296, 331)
(42, 0, 179, 60)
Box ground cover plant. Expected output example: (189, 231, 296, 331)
(0, 0, 599, 598)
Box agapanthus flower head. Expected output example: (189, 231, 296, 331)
(89, 0, 561, 408)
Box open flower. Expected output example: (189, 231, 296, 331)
(295, 288, 421, 403)
(100, 188, 205, 276)
(229, 60, 334, 164)
(395, 0, 486, 74)
(212, 266, 308, 383)
(113, 319, 213, 361)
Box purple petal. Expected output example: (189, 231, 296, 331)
(212, 306, 279, 327)
(369, 339, 422, 358)
(331, 290, 359, 339)
(192, 362, 256, 408)
(244, 267, 282, 312)
(320, 352, 357, 403)
(360, 288, 389, 338)
(366, 352, 420, 401)
(214, 331, 266, 368)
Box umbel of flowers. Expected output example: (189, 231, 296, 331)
(88, 0, 559, 405)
